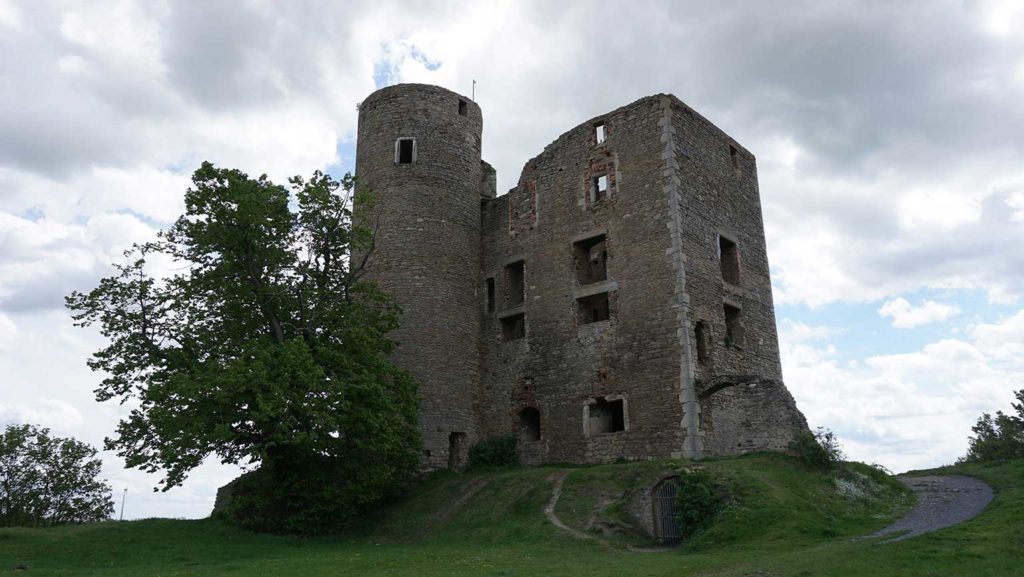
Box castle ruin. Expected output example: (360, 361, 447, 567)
(355, 84, 807, 471)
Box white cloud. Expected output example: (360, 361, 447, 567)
(1008, 191, 1024, 221)
(969, 309, 1024, 360)
(0, 209, 160, 312)
(978, 0, 1024, 37)
(782, 312, 1024, 472)
(0, 0, 19, 29)
(0, 398, 84, 430)
(0, 312, 15, 352)
(877, 297, 961, 328)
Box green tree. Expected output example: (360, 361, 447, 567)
(66, 163, 420, 533)
(960, 389, 1024, 463)
(0, 424, 114, 527)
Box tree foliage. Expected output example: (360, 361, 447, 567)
(960, 389, 1024, 463)
(0, 424, 114, 527)
(66, 162, 420, 531)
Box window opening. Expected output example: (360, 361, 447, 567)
(724, 303, 744, 348)
(396, 138, 415, 164)
(573, 234, 607, 285)
(458, 99, 468, 116)
(485, 277, 495, 313)
(719, 235, 740, 285)
(500, 313, 526, 341)
(505, 260, 525, 307)
(448, 432, 467, 471)
(729, 145, 739, 169)
(577, 292, 610, 324)
(517, 407, 541, 442)
(595, 122, 606, 144)
(587, 397, 625, 435)
(592, 174, 609, 202)
(694, 321, 709, 365)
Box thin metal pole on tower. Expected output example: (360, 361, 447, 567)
(472, 80, 476, 101)
(119, 488, 127, 521)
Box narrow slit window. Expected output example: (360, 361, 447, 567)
(396, 138, 415, 164)
(694, 321, 709, 365)
(587, 397, 625, 435)
(573, 234, 607, 285)
(485, 277, 495, 313)
(719, 235, 740, 285)
(505, 261, 525, 308)
(592, 174, 609, 202)
(595, 122, 606, 144)
(500, 313, 526, 341)
(458, 99, 468, 116)
(729, 145, 739, 170)
(723, 303, 744, 348)
(577, 292, 610, 325)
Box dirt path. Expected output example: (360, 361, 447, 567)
(543, 470, 617, 549)
(870, 475, 993, 542)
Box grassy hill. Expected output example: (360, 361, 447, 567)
(1, 454, 1021, 576)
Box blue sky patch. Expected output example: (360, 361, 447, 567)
(777, 288, 1018, 363)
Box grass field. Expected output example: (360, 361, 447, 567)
(2, 454, 1021, 576)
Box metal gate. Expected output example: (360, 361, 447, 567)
(652, 477, 682, 545)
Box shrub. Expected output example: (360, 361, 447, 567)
(220, 449, 412, 534)
(789, 427, 845, 470)
(674, 467, 723, 540)
(469, 436, 516, 467)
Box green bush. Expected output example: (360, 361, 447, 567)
(789, 427, 845, 470)
(469, 436, 516, 467)
(220, 449, 413, 534)
(674, 467, 723, 540)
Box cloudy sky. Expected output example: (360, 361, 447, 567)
(2, 0, 1023, 519)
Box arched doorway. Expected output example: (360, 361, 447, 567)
(517, 407, 541, 442)
(448, 432, 467, 471)
(652, 476, 682, 545)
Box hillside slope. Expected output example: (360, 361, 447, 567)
(1, 454, 1020, 577)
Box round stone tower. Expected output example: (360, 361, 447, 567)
(355, 84, 482, 471)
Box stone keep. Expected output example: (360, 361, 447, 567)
(356, 84, 807, 470)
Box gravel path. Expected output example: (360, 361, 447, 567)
(871, 475, 993, 542)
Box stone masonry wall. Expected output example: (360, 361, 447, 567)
(667, 97, 808, 454)
(479, 96, 687, 464)
(355, 84, 483, 470)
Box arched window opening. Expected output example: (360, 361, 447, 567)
(517, 407, 541, 442)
